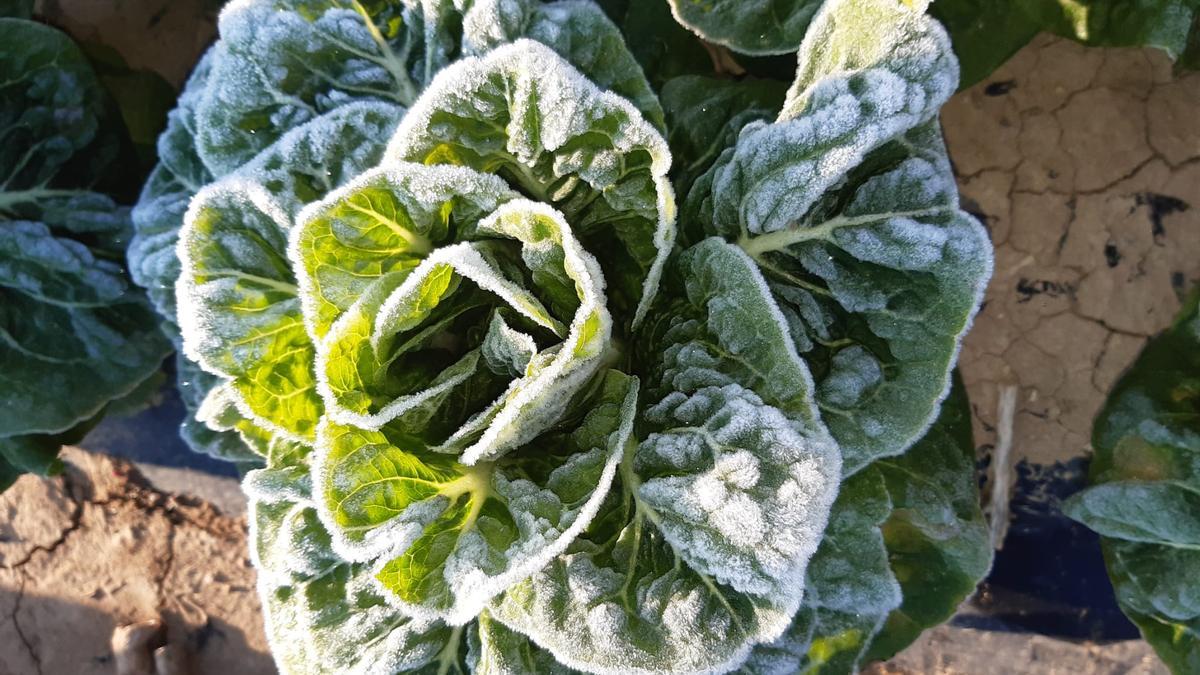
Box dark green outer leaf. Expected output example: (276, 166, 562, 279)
(667, 0, 824, 56)
(0, 19, 171, 456)
(660, 75, 787, 197)
(0, 0, 32, 18)
(1063, 291, 1200, 673)
(620, 0, 713, 88)
(736, 374, 990, 674)
(683, 0, 990, 474)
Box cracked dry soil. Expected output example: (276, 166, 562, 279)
(0, 33, 1196, 675)
(0, 448, 273, 675)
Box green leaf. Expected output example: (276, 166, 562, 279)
(667, 0, 826, 56)
(314, 370, 638, 624)
(462, 0, 665, 129)
(297, 165, 612, 463)
(865, 374, 992, 661)
(469, 611, 582, 675)
(194, 0, 432, 174)
(249, 470, 470, 675)
(490, 239, 841, 674)
(1063, 291, 1200, 673)
(0, 19, 171, 488)
(0, 223, 169, 437)
(683, 0, 990, 473)
(384, 39, 676, 327)
(736, 375, 990, 674)
(176, 352, 264, 466)
(178, 181, 322, 440)
(129, 51, 216, 326)
(0, 18, 125, 198)
(177, 103, 405, 442)
(620, 0, 714, 88)
(0, 0, 32, 19)
(660, 75, 787, 197)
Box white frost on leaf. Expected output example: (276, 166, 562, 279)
(637, 384, 841, 602)
(383, 38, 675, 326)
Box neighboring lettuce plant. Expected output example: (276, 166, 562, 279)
(1064, 292, 1200, 674)
(137, 0, 992, 672)
(0, 13, 171, 491)
(666, 0, 1200, 88)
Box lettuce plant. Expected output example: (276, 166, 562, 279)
(0, 13, 171, 490)
(135, 0, 993, 672)
(1064, 292, 1200, 674)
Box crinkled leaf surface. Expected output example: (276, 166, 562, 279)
(178, 181, 324, 440)
(315, 369, 638, 624)
(1063, 292, 1200, 674)
(736, 375, 990, 674)
(0, 19, 170, 472)
(462, 0, 664, 128)
(248, 444, 470, 675)
(384, 39, 675, 327)
(129, 50, 217, 325)
(195, 0, 663, 175)
(683, 0, 991, 473)
(468, 611, 582, 675)
(490, 239, 841, 675)
(177, 103, 406, 442)
(660, 75, 787, 196)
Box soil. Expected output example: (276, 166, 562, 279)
(0, 449, 273, 675)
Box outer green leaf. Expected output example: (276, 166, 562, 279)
(384, 39, 675, 327)
(249, 453, 470, 675)
(129, 51, 217, 324)
(865, 375, 992, 661)
(0, 19, 171, 487)
(636, 239, 840, 601)
(177, 103, 405, 442)
(0, 413, 101, 479)
(667, 0, 825, 56)
(314, 369, 638, 624)
(660, 75, 787, 196)
(736, 469, 900, 674)
(185, 358, 275, 466)
(737, 375, 991, 673)
(194, 0, 430, 174)
(684, 0, 990, 473)
(490, 239, 841, 675)
(469, 611, 581, 675)
(462, 0, 665, 129)
(178, 181, 322, 440)
(1063, 291, 1200, 673)
(0, 19, 124, 199)
(0, 215, 165, 437)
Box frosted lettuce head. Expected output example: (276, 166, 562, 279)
(149, 0, 994, 673)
